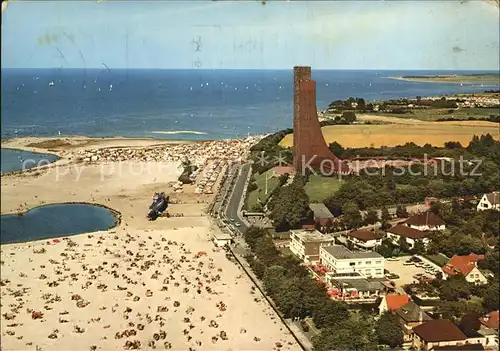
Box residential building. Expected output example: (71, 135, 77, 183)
(319, 245, 385, 278)
(309, 203, 335, 227)
(412, 319, 467, 351)
(433, 344, 485, 351)
(386, 225, 430, 249)
(478, 311, 499, 347)
(289, 229, 334, 264)
(477, 192, 500, 211)
(272, 165, 295, 178)
(379, 293, 410, 315)
(441, 254, 488, 284)
(480, 311, 499, 331)
(327, 271, 385, 302)
(393, 301, 433, 342)
(347, 229, 383, 249)
(405, 211, 446, 231)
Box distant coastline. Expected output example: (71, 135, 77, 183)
(151, 130, 209, 135)
(386, 74, 500, 85)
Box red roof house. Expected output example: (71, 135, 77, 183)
(442, 254, 487, 284)
(378, 293, 410, 315)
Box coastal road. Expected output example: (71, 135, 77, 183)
(224, 163, 251, 231)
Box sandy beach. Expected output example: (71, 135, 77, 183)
(1, 137, 298, 350)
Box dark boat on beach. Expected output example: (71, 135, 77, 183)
(147, 192, 169, 220)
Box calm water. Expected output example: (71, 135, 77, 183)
(0, 203, 117, 244)
(2, 69, 498, 140)
(1, 148, 59, 173)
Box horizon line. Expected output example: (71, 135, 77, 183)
(2, 67, 499, 72)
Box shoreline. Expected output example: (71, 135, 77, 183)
(0, 135, 296, 350)
(1, 202, 122, 245)
(385, 75, 500, 85)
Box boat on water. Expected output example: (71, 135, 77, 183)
(48, 81, 55, 86)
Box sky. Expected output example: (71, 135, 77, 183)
(1, 0, 499, 70)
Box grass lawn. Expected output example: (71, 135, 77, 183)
(305, 175, 343, 203)
(245, 169, 280, 210)
(383, 107, 500, 121)
(424, 253, 450, 267)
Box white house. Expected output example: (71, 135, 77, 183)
(477, 192, 500, 211)
(386, 225, 430, 250)
(405, 211, 446, 231)
(289, 229, 334, 264)
(378, 293, 409, 315)
(442, 254, 488, 284)
(319, 245, 385, 278)
(346, 229, 383, 250)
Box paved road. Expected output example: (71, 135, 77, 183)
(225, 163, 251, 231)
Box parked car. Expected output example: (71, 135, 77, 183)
(403, 261, 414, 266)
(387, 273, 400, 280)
(235, 223, 241, 227)
(386, 257, 399, 261)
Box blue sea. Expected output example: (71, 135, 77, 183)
(1, 69, 498, 140)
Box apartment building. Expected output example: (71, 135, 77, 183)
(289, 229, 334, 263)
(319, 245, 385, 278)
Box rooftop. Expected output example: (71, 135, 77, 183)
(405, 211, 445, 227)
(322, 245, 384, 260)
(393, 301, 432, 323)
(387, 225, 429, 239)
(413, 319, 467, 343)
(290, 229, 334, 243)
(330, 277, 384, 292)
(484, 191, 500, 206)
(272, 166, 295, 177)
(442, 253, 485, 277)
(309, 203, 334, 219)
(480, 310, 499, 330)
(385, 294, 410, 310)
(348, 229, 383, 242)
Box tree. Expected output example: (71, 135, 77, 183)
(398, 236, 410, 252)
(376, 312, 404, 348)
(262, 265, 286, 296)
(312, 319, 377, 351)
(312, 299, 349, 329)
(439, 275, 471, 301)
(342, 111, 357, 123)
(396, 205, 409, 218)
(328, 141, 345, 158)
(381, 207, 391, 222)
(412, 239, 426, 255)
(269, 183, 312, 231)
(482, 280, 500, 311)
(364, 210, 379, 225)
(342, 202, 363, 229)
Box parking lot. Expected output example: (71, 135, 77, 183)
(384, 255, 442, 288)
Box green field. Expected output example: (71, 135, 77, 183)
(304, 175, 343, 203)
(383, 107, 499, 121)
(245, 169, 280, 211)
